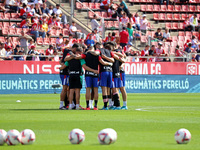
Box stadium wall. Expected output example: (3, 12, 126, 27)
(0, 61, 200, 94)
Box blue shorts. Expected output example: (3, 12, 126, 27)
(120, 72, 125, 87)
(85, 76, 99, 88)
(99, 72, 113, 88)
(60, 75, 69, 86)
(111, 78, 122, 88)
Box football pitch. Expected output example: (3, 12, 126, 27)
(0, 93, 200, 150)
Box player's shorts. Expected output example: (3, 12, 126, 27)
(69, 75, 83, 89)
(99, 71, 112, 88)
(120, 72, 125, 87)
(60, 75, 69, 86)
(85, 76, 99, 88)
(111, 78, 122, 88)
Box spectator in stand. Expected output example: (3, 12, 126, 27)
(119, 27, 129, 48)
(49, 5, 53, 15)
(134, 13, 140, 30)
(35, 3, 42, 16)
(158, 0, 169, 6)
(5, 46, 13, 60)
(5, 37, 13, 50)
(20, 18, 31, 28)
(124, 42, 133, 56)
(184, 39, 191, 50)
(120, 12, 129, 27)
(191, 35, 199, 49)
(27, 4, 35, 16)
(56, 33, 64, 51)
(20, 3, 27, 19)
(100, 0, 111, 10)
(140, 14, 148, 34)
(119, 0, 129, 16)
(13, 45, 21, 58)
(154, 28, 163, 41)
(184, 43, 192, 53)
(108, 6, 116, 18)
(111, 32, 117, 42)
(17, 30, 33, 54)
(32, 14, 40, 23)
(154, 42, 167, 62)
(127, 22, 133, 43)
(34, 0, 43, 5)
(53, 50, 59, 62)
(69, 21, 86, 39)
(163, 28, 172, 42)
(28, 39, 35, 50)
(68, 34, 74, 47)
(175, 45, 186, 62)
(191, 54, 197, 62)
(93, 28, 100, 42)
(53, 4, 67, 27)
(56, 17, 62, 29)
(0, 42, 6, 60)
(91, 15, 100, 31)
(129, 13, 136, 29)
(85, 34, 95, 47)
(189, 14, 198, 32)
(140, 45, 149, 62)
(31, 20, 46, 43)
(15, 50, 25, 61)
(42, 18, 49, 33)
(104, 32, 112, 42)
(196, 45, 200, 62)
(9, 0, 20, 13)
(45, 45, 54, 61)
(41, 3, 50, 16)
(149, 45, 156, 62)
(184, 17, 192, 31)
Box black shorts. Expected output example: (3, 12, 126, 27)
(69, 75, 83, 89)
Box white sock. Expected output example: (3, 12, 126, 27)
(89, 100, 94, 108)
(69, 104, 73, 109)
(108, 99, 113, 106)
(76, 104, 79, 109)
(72, 101, 75, 107)
(60, 101, 64, 108)
(123, 101, 127, 106)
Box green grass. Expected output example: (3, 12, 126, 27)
(0, 93, 200, 150)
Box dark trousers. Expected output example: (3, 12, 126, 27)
(120, 43, 127, 49)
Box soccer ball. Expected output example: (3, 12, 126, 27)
(174, 128, 191, 144)
(0, 129, 7, 145)
(98, 128, 117, 145)
(6, 129, 21, 145)
(20, 129, 36, 145)
(68, 129, 85, 144)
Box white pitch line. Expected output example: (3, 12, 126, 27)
(135, 108, 148, 111)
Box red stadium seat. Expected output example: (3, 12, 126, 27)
(154, 5, 160, 12)
(153, 13, 159, 20)
(63, 29, 69, 36)
(44, 38, 51, 45)
(3, 22, 9, 28)
(188, 14, 193, 19)
(146, 5, 153, 12)
(16, 28, 22, 35)
(140, 0, 147, 3)
(179, 23, 184, 30)
(160, 13, 166, 20)
(23, 28, 30, 34)
(160, 5, 167, 12)
(174, 14, 180, 20)
(104, 21, 108, 28)
(178, 31, 185, 36)
(50, 38, 57, 45)
(167, 5, 174, 12)
(12, 37, 19, 45)
(82, 2, 89, 9)
(9, 28, 16, 35)
(4, 13, 11, 19)
(50, 29, 57, 36)
(76, 2, 82, 9)
(172, 36, 178, 42)
(0, 22, 2, 28)
(165, 23, 172, 29)
(0, 12, 4, 19)
(174, 5, 181, 12)
(95, 12, 102, 18)
(166, 13, 173, 20)
(107, 21, 113, 28)
(178, 36, 185, 42)
(172, 23, 178, 30)
(0, 37, 5, 43)
(181, 5, 189, 12)
(57, 29, 63, 36)
(140, 36, 147, 43)
(114, 21, 119, 28)
(197, 6, 200, 12)
(181, 14, 188, 21)
(11, 13, 20, 20)
(192, 32, 198, 37)
(95, 3, 100, 9)
(37, 37, 43, 45)
(141, 5, 146, 11)
(88, 11, 95, 18)
(89, 3, 95, 9)
(185, 31, 192, 36)
(189, 5, 196, 12)
(2, 28, 8, 35)
(102, 12, 108, 18)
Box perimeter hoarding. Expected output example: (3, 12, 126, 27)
(0, 61, 199, 94)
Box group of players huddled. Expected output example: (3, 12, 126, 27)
(59, 41, 127, 110)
